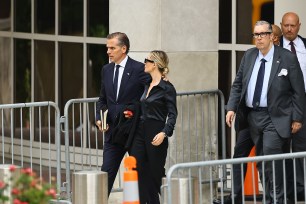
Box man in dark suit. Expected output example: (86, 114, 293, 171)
(279, 12, 306, 201)
(95, 32, 150, 196)
(213, 24, 283, 204)
(226, 21, 305, 204)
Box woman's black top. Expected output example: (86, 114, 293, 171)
(140, 79, 177, 137)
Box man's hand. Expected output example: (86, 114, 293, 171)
(226, 111, 236, 128)
(96, 120, 109, 132)
(291, 121, 302, 134)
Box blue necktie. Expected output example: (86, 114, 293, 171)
(252, 59, 266, 108)
(113, 65, 120, 99)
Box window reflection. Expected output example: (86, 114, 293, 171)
(0, 0, 11, 31)
(35, 0, 55, 34)
(236, 0, 274, 44)
(87, 44, 108, 98)
(0, 37, 12, 104)
(59, 42, 83, 114)
(60, 0, 83, 36)
(15, 39, 31, 103)
(15, 0, 31, 32)
(34, 40, 55, 102)
(88, 0, 109, 37)
(219, 0, 231, 43)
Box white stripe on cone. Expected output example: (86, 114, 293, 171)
(123, 181, 139, 201)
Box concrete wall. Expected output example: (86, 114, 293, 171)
(275, 0, 306, 37)
(110, 0, 219, 92)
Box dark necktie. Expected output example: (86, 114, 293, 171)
(252, 59, 267, 108)
(113, 65, 120, 99)
(289, 41, 296, 55)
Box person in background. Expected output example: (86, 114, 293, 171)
(129, 50, 177, 204)
(95, 32, 150, 196)
(226, 20, 305, 203)
(280, 12, 306, 201)
(213, 22, 283, 204)
(272, 24, 282, 45)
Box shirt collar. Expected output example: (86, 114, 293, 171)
(258, 45, 274, 62)
(115, 55, 128, 68)
(146, 78, 168, 90)
(283, 36, 299, 47)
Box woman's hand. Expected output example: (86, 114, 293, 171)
(151, 132, 166, 146)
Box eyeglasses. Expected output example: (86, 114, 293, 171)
(144, 58, 154, 63)
(252, 32, 272, 38)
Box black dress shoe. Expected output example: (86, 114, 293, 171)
(213, 194, 242, 204)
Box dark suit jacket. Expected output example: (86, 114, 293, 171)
(279, 35, 306, 48)
(227, 45, 305, 138)
(96, 57, 150, 142)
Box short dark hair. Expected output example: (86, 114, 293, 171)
(107, 32, 130, 54)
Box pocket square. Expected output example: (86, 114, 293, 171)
(278, 68, 288, 76)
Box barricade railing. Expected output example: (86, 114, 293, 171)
(0, 89, 226, 202)
(163, 151, 306, 204)
(0, 102, 64, 199)
(61, 89, 226, 200)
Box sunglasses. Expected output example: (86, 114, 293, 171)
(144, 58, 154, 63)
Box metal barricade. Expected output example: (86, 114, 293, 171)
(0, 102, 64, 199)
(62, 90, 226, 201)
(163, 151, 306, 204)
(0, 90, 227, 202)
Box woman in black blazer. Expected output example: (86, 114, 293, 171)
(128, 50, 177, 204)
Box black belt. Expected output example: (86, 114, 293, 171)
(247, 107, 268, 112)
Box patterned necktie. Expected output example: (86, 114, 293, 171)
(289, 41, 296, 55)
(252, 59, 267, 108)
(113, 65, 120, 99)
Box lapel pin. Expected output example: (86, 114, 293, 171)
(127, 73, 130, 75)
(276, 60, 280, 63)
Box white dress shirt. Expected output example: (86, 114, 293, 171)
(246, 46, 274, 108)
(282, 36, 306, 92)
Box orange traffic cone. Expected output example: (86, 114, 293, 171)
(244, 146, 260, 197)
(123, 156, 140, 204)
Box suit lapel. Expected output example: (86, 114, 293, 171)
(267, 46, 281, 90)
(244, 49, 258, 94)
(117, 57, 133, 101)
(105, 63, 117, 100)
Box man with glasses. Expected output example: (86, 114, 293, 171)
(95, 32, 150, 196)
(280, 12, 306, 201)
(213, 24, 283, 204)
(226, 21, 305, 204)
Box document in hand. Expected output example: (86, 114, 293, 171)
(100, 109, 108, 130)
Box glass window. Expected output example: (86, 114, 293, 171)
(35, 0, 55, 34)
(0, 0, 11, 31)
(59, 42, 83, 113)
(60, 0, 83, 36)
(14, 39, 31, 130)
(15, 39, 31, 103)
(0, 37, 12, 104)
(219, 0, 232, 43)
(15, 0, 31, 32)
(237, 0, 274, 44)
(34, 40, 55, 102)
(87, 44, 108, 98)
(236, 51, 245, 73)
(88, 0, 109, 37)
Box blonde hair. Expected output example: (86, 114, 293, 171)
(150, 50, 169, 76)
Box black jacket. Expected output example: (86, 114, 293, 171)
(111, 102, 141, 149)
